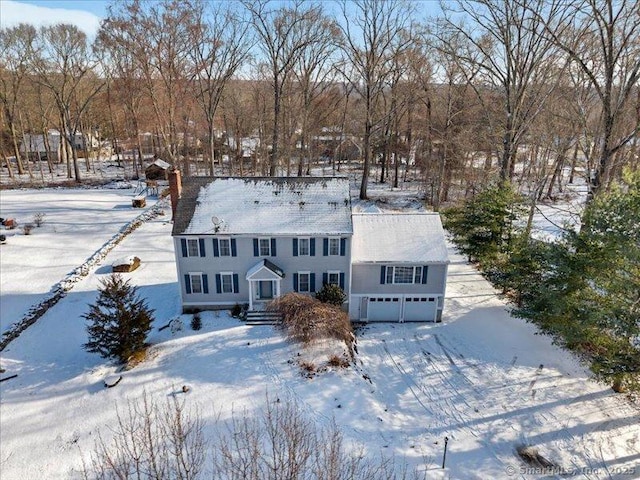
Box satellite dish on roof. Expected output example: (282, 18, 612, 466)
(211, 216, 221, 226)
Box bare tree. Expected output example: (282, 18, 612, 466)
(532, 0, 640, 198)
(30, 24, 104, 182)
(243, 0, 328, 176)
(84, 392, 206, 479)
(291, 13, 341, 176)
(438, 0, 567, 183)
(103, 0, 196, 171)
(337, 0, 416, 199)
(189, 1, 253, 176)
(0, 24, 38, 176)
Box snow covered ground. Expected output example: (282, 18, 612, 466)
(0, 185, 156, 334)
(0, 185, 638, 479)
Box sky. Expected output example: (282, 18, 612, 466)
(0, 0, 445, 38)
(0, 0, 107, 36)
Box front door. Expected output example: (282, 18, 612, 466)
(258, 280, 273, 299)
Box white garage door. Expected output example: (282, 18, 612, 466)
(403, 296, 437, 322)
(367, 297, 402, 322)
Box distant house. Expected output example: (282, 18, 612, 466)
(20, 130, 98, 161)
(145, 159, 171, 180)
(20, 130, 61, 162)
(170, 175, 449, 322)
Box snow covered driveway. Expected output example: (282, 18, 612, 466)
(348, 248, 639, 478)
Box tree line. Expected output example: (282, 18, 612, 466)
(1, 0, 638, 203)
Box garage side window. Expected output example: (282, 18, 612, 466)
(380, 265, 428, 284)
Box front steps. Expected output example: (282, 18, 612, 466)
(243, 310, 283, 325)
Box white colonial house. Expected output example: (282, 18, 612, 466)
(171, 174, 449, 322)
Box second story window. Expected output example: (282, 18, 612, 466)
(182, 238, 203, 257)
(254, 238, 276, 257)
(329, 238, 340, 256)
(298, 238, 309, 255)
(219, 238, 231, 256)
(259, 238, 271, 256)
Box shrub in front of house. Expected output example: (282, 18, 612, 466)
(315, 283, 347, 306)
(267, 293, 354, 359)
(190, 312, 202, 330)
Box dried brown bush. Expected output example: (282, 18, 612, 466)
(267, 293, 354, 359)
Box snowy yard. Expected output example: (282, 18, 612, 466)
(0, 185, 157, 333)
(0, 186, 638, 479)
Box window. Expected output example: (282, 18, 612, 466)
(187, 239, 200, 257)
(190, 274, 203, 293)
(221, 273, 233, 293)
(219, 238, 231, 256)
(382, 266, 425, 284)
(298, 272, 310, 292)
(185, 272, 208, 294)
(394, 266, 414, 284)
(327, 271, 340, 285)
(298, 238, 310, 256)
(329, 238, 340, 255)
(259, 238, 271, 256)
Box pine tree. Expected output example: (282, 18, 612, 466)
(444, 182, 525, 263)
(84, 274, 154, 364)
(315, 283, 347, 306)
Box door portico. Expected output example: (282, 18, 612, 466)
(246, 259, 285, 310)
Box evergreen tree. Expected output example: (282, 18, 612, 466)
(514, 170, 640, 391)
(570, 170, 640, 389)
(315, 283, 347, 306)
(444, 182, 525, 263)
(84, 274, 154, 364)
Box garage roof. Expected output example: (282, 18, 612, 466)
(352, 213, 449, 264)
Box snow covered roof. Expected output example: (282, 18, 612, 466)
(149, 159, 171, 169)
(173, 177, 352, 236)
(351, 213, 449, 264)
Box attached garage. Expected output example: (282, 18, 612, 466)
(403, 296, 437, 322)
(350, 213, 450, 323)
(367, 296, 402, 322)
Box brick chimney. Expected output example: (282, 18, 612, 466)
(168, 167, 182, 220)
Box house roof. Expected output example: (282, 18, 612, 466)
(147, 159, 171, 170)
(172, 176, 352, 236)
(351, 213, 449, 264)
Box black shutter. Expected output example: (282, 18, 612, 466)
(293, 273, 299, 292)
(231, 238, 237, 257)
(340, 238, 346, 256)
(422, 266, 428, 284)
(323, 238, 328, 256)
(310, 273, 316, 292)
(215, 274, 222, 293)
(184, 274, 192, 294)
(271, 238, 277, 256)
(323, 272, 328, 285)
(233, 274, 239, 293)
(293, 238, 298, 256)
(310, 238, 316, 256)
(199, 238, 205, 257)
(253, 239, 259, 256)
(380, 266, 386, 284)
(213, 239, 220, 257)
(339, 273, 345, 290)
(181, 238, 187, 257)
(202, 274, 209, 294)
